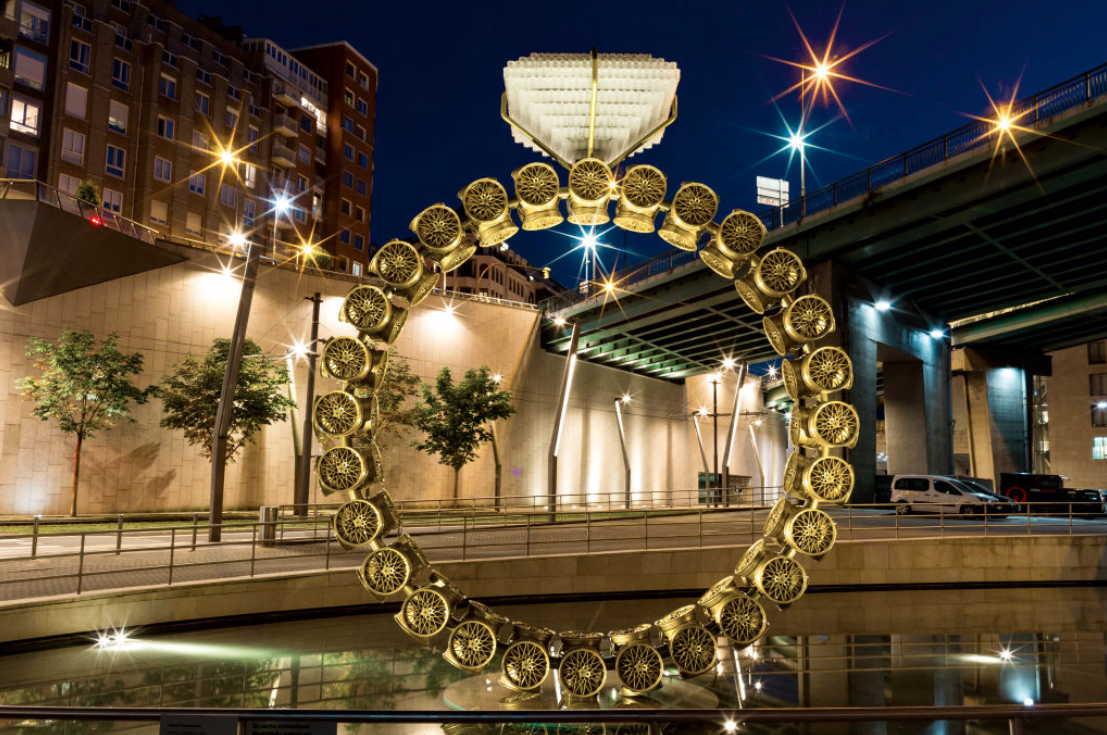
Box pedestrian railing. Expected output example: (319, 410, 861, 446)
(0, 501, 1104, 603)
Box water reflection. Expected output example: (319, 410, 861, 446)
(1, 587, 1106, 735)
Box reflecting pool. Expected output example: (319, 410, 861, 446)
(2, 586, 1107, 734)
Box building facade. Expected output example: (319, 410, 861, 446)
(445, 244, 556, 304)
(0, 0, 375, 272)
(1043, 339, 1107, 489)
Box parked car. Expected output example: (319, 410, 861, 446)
(890, 475, 1019, 516)
(956, 477, 1023, 513)
(1000, 473, 1104, 516)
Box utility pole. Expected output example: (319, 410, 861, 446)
(712, 376, 720, 506)
(209, 238, 262, 542)
(295, 293, 322, 515)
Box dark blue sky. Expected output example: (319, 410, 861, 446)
(183, 0, 1107, 285)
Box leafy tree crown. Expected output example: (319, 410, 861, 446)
(411, 365, 516, 471)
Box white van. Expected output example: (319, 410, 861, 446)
(890, 475, 1017, 516)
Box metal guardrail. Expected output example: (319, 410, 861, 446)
(543, 61, 1107, 315)
(1, 500, 1105, 603)
(0, 702, 1104, 731)
(0, 179, 159, 244)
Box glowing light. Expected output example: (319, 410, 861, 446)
(788, 131, 807, 153)
(272, 194, 292, 215)
(581, 233, 598, 251)
(290, 341, 309, 360)
(710, 372, 723, 384)
(602, 280, 616, 294)
(722, 357, 736, 370)
(228, 231, 247, 249)
(552, 316, 568, 327)
(1023, 697, 1034, 707)
(492, 374, 503, 384)
(221, 265, 234, 279)
(875, 300, 892, 312)
(723, 720, 737, 733)
(621, 394, 631, 404)
(995, 114, 1012, 133)
(1097, 401, 1107, 410)
(698, 407, 709, 417)
(89, 215, 102, 227)
(754, 680, 762, 691)
(218, 149, 239, 168)
(444, 304, 456, 316)
(929, 328, 945, 339)
(754, 419, 763, 427)
(766, 364, 779, 378)
(813, 62, 830, 81)
(999, 648, 1014, 662)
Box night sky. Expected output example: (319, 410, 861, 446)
(180, 0, 1107, 286)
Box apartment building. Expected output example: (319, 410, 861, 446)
(446, 244, 555, 304)
(1043, 339, 1107, 489)
(0, 0, 375, 272)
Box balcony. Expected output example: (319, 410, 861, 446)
(19, 18, 48, 44)
(272, 80, 299, 107)
(272, 112, 296, 137)
(271, 141, 295, 168)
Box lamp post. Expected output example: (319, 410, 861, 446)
(614, 395, 631, 509)
(710, 372, 721, 506)
(294, 293, 322, 515)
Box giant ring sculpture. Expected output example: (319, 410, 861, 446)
(316, 157, 857, 700)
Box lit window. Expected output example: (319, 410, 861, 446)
(112, 59, 130, 91)
(185, 212, 202, 237)
(5, 143, 36, 178)
(149, 200, 168, 225)
(102, 188, 122, 212)
(159, 74, 177, 100)
(105, 145, 125, 177)
(344, 89, 354, 106)
(65, 82, 88, 118)
(10, 97, 40, 135)
(154, 156, 172, 182)
(19, 2, 50, 43)
(195, 92, 210, 116)
(157, 116, 175, 140)
(243, 164, 256, 189)
(108, 100, 128, 134)
(352, 262, 362, 276)
(189, 171, 205, 195)
(1093, 436, 1107, 460)
(69, 40, 91, 74)
(62, 129, 85, 164)
(15, 48, 47, 89)
(219, 183, 235, 207)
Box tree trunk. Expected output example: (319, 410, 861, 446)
(452, 468, 460, 506)
(71, 434, 83, 517)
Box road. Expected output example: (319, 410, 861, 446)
(0, 508, 1103, 603)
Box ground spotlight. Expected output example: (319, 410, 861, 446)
(723, 720, 738, 733)
(875, 300, 892, 312)
(929, 328, 944, 339)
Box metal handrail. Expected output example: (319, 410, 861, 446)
(0, 179, 159, 244)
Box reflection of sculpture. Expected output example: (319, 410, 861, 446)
(319, 153, 855, 698)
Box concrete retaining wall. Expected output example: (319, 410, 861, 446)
(2, 535, 1104, 644)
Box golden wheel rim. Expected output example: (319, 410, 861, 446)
(734, 278, 769, 315)
(317, 446, 368, 494)
(734, 538, 764, 578)
(615, 643, 663, 694)
(718, 210, 766, 257)
(785, 295, 835, 341)
(343, 286, 391, 332)
(380, 307, 410, 345)
(449, 619, 497, 670)
(805, 456, 854, 503)
(755, 249, 806, 297)
(515, 163, 560, 206)
(320, 337, 369, 382)
(763, 497, 790, 538)
(716, 594, 767, 646)
(313, 391, 361, 437)
(360, 547, 411, 596)
(502, 640, 549, 691)
(654, 604, 696, 635)
(373, 240, 423, 289)
(671, 183, 718, 227)
(786, 508, 837, 556)
(669, 625, 717, 676)
(333, 499, 381, 548)
(698, 575, 736, 609)
(781, 358, 801, 401)
(763, 316, 789, 356)
(463, 179, 510, 222)
(699, 246, 738, 280)
(406, 272, 440, 307)
(804, 346, 852, 392)
(559, 648, 606, 698)
(783, 451, 803, 494)
(756, 556, 808, 605)
(620, 165, 666, 209)
(438, 243, 476, 273)
(403, 588, 450, 637)
(414, 204, 462, 252)
(569, 159, 613, 201)
(811, 401, 860, 447)
(789, 408, 806, 447)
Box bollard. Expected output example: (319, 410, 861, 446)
(168, 528, 176, 585)
(191, 512, 199, 551)
(116, 513, 124, 554)
(31, 515, 40, 558)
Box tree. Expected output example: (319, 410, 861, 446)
(411, 365, 516, 502)
(16, 330, 148, 516)
(156, 338, 296, 463)
(74, 180, 101, 208)
(372, 347, 421, 441)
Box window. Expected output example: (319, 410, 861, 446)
(343, 143, 354, 161)
(15, 48, 47, 89)
(358, 152, 369, 169)
(9, 97, 40, 135)
(211, 49, 226, 67)
(248, 126, 259, 152)
(188, 171, 205, 195)
(228, 86, 241, 102)
(344, 89, 354, 106)
(934, 480, 961, 495)
(346, 61, 356, 78)
(243, 199, 256, 226)
(19, 2, 50, 43)
(1090, 341, 1107, 365)
(1095, 437, 1107, 461)
(339, 229, 350, 244)
(192, 131, 209, 151)
(356, 179, 367, 196)
(182, 33, 198, 51)
(108, 100, 128, 134)
(300, 114, 312, 133)
(893, 478, 928, 491)
(5, 143, 36, 178)
(225, 108, 238, 131)
(355, 206, 366, 223)
(105, 145, 125, 177)
(69, 40, 91, 73)
(243, 164, 256, 189)
(65, 83, 88, 118)
(357, 98, 368, 116)
(196, 69, 211, 86)
(59, 173, 80, 195)
(298, 144, 310, 164)
(352, 262, 362, 276)
(62, 129, 85, 164)
(340, 199, 351, 216)
(354, 234, 364, 251)
(185, 212, 202, 237)
(149, 200, 167, 225)
(1095, 406, 1107, 428)
(147, 12, 165, 31)
(157, 116, 175, 140)
(112, 58, 130, 91)
(161, 50, 177, 68)
(154, 156, 172, 182)
(194, 91, 210, 116)
(356, 125, 367, 142)
(1092, 374, 1107, 396)
(110, 0, 130, 13)
(359, 72, 369, 89)
(219, 183, 235, 207)
(296, 174, 307, 192)
(342, 171, 353, 188)
(102, 188, 122, 212)
(158, 74, 177, 100)
(342, 115, 353, 132)
(294, 207, 307, 223)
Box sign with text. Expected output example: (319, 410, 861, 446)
(756, 176, 790, 207)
